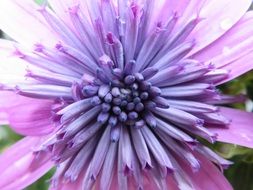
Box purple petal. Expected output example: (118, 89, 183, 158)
(130, 127, 152, 169)
(189, 0, 252, 55)
(0, 0, 59, 47)
(209, 107, 253, 148)
(0, 137, 53, 190)
(0, 92, 54, 136)
(179, 152, 233, 190)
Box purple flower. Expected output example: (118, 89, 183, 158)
(1, 0, 253, 189)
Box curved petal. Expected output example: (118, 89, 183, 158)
(165, 176, 179, 190)
(0, 91, 54, 136)
(0, 137, 54, 190)
(49, 165, 87, 190)
(48, 0, 80, 26)
(216, 50, 253, 85)
(0, 39, 28, 84)
(193, 11, 253, 84)
(151, 0, 191, 24)
(186, 152, 233, 190)
(209, 107, 253, 148)
(194, 11, 253, 62)
(0, 0, 59, 48)
(0, 40, 54, 136)
(161, 0, 191, 15)
(49, 168, 85, 190)
(189, 0, 252, 55)
(176, 152, 232, 190)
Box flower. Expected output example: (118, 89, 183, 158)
(1, 0, 253, 189)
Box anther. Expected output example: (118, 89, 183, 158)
(124, 60, 136, 75)
(133, 97, 141, 104)
(111, 126, 120, 142)
(109, 116, 118, 127)
(113, 98, 122, 105)
(97, 112, 110, 124)
(131, 83, 139, 90)
(126, 95, 132, 102)
(90, 96, 101, 106)
(119, 112, 127, 122)
(132, 91, 139, 98)
(121, 100, 128, 107)
(82, 85, 98, 96)
(102, 103, 111, 112)
(135, 103, 144, 112)
(111, 87, 121, 97)
(128, 111, 138, 120)
(149, 86, 162, 97)
(144, 112, 157, 128)
(113, 106, 121, 115)
(135, 120, 145, 128)
(140, 92, 149, 100)
(112, 68, 123, 79)
(126, 102, 135, 111)
(98, 85, 110, 98)
(134, 73, 144, 81)
(120, 88, 131, 95)
(124, 75, 136, 85)
(145, 101, 157, 109)
(140, 81, 152, 90)
(111, 80, 124, 88)
(104, 93, 113, 103)
(153, 96, 170, 109)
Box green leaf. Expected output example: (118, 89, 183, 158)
(225, 158, 253, 190)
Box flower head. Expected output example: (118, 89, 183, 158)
(1, 0, 253, 189)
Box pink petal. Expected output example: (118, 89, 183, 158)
(0, 91, 54, 136)
(165, 176, 179, 190)
(189, 0, 252, 55)
(163, 0, 206, 22)
(133, 0, 202, 34)
(193, 11, 253, 84)
(0, 0, 59, 48)
(217, 50, 253, 85)
(48, 0, 80, 26)
(209, 107, 253, 148)
(162, 0, 191, 15)
(194, 11, 253, 62)
(48, 168, 179, 190)
(176, 151, 232, 190)
(0, 39, 28, 84)
(49, 169, 85, 190)
(0, 137, 54, 190)
(186, 152, 233, 190)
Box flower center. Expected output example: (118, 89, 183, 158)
(82, 66, 168, 128)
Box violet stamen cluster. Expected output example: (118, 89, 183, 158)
(28, 4, 232, 189)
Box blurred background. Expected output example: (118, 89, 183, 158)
(1, 0, 253, 190)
